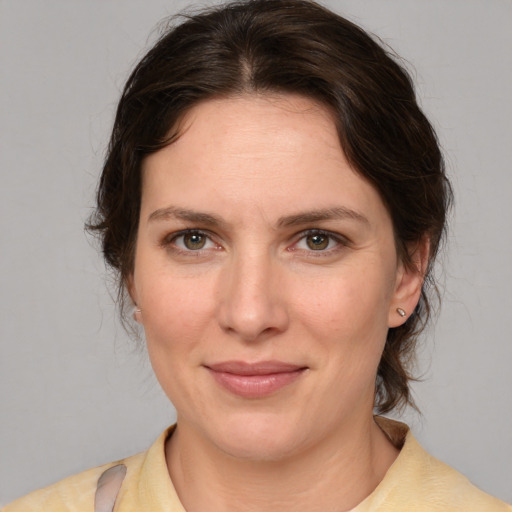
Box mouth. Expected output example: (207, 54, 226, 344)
(204, 360, 308, 398)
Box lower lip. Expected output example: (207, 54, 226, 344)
(208, 369, 305, 398)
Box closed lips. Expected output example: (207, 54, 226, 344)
(205, 361, 307, 398)
(205, 361, 307, 375)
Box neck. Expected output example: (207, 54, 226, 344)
(165, 414, 399, 512)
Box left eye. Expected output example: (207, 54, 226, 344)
(294, 231, 340, 251)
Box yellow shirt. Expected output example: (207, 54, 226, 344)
(3, 419, 511, 511)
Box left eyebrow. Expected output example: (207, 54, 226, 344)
(277, 207, 369, 228)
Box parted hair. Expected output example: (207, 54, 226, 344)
(88, 0, 453, 414)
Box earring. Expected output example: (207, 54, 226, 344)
(396, 307, 406, 317)
(132, 306, 142, 322)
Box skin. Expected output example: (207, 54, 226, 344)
(129, 94, 426, 512)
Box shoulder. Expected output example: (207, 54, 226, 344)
(370, 417, 512, 511)
(1, 451, 145, 512)
(2, 426, 179, 512)
(413, 446, 512, 511)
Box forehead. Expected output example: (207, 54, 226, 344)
(151, 94, 342, 174)
(140, 94, 388, 228)
(180, 93, 338, 143)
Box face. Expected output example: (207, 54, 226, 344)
(130, 95, 421, 461)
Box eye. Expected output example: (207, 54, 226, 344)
(181, 232, 208, 250)
(305, 233, 330, 250)
(292, 230, 345, 253)
(165, 230, 219, 252)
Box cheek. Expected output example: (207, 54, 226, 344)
(138, 272, 218, 409)
(290, 263, 394, 394)
(138, 271, 217, 358)
(291, 267, 392, 341)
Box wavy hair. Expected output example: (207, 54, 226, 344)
(88, 0, 453, 414)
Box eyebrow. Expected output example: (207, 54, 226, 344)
(148, 206, 227, 228)
(148, 205, 369, 229)
(276, 207, 369, 228)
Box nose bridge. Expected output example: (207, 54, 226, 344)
(217, 244, 288, 341)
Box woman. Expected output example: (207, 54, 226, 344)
(3, 0, 511, 510)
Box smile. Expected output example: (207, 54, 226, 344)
(205, 361, 307, 398)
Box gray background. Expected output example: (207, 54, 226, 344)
(1, 0, 511, 505)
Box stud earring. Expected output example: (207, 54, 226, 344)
(396, 307, 406, 317)
(132, 306, 142, 322)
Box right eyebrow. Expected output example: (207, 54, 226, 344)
(147, 206, 227, 229)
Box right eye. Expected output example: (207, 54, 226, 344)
(178, 232, 209, 250)
(163, 229, 220, 253)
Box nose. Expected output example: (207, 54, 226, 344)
(216, 251, 289, 342)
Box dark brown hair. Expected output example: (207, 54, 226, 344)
(88, 0, 453, 414)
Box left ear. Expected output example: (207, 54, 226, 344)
(388, 237, 430, 328)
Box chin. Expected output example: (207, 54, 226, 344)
(208, 412, 311, 462)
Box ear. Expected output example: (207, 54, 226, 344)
(126, 274, 143, 324)
(388, 237, 430, 328)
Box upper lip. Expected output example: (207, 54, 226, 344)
(205, 360, 306, 375)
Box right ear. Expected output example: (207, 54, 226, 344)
(126, 274, 142, 323)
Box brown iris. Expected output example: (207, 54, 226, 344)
(306, 233, 329, 250)
(183, 232, 207, 250)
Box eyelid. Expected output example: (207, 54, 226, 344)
(289, 228, 350, 253)
(161, 228, 221, 251)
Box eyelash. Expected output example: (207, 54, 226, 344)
(289, 229, 348, 255)
(161, 229, 219, 255)
(161, 228, 348, 257)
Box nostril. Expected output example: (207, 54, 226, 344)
(217, 298, 289, 342)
